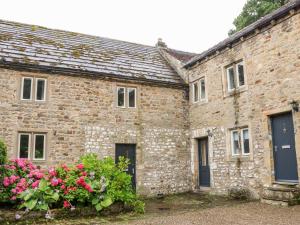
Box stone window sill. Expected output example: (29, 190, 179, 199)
(224, 86, 248, 98)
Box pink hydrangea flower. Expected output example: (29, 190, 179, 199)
(50, 178, 59, 186)
(31, 180, 40, 188)
(9, 175, 19, 184)
(3, 177, 10, 187)
(76, 164, 84, 170)
(63, 200, 71, 208)
(48, 168, 57, 177)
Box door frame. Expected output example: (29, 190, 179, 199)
(115, 144, 136, 189)
(197, 137, 210, 187)
(270, 111, 299, 183)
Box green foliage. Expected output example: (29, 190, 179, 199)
(229, 0, 289, 35)
(18, 179, 59, 211)
(1, 153, 144, 215)
(0, 139, 7, 165)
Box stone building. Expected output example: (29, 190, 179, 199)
(0, 1, 300, 202)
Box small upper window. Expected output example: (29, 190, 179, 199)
(21, 77, 33, 100)
(128, 88, 136, 108)
(36, 78, 46, 101)
(230, 127, 250, 156)
(226, 61, 246, 91)
(21, 77, 47, 102)
(117, 87, 125, 107)
(200, 78, 206, 100)
(193, 82, 199, 102)
(237, 62, 245, 87)
(227, 67, 235, 91)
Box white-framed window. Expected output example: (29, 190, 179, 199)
(192, 77, 206, 103)
(21, 77, 33, 100)
(21, 77, 47, 101)
(226, 60, 246, 91)
(18, 132, 47, 161)
(127, 88, 136, 108)
(230, 127, 250, 156)
(193, 82, 199, 102)
(226, 66, 235, 91)
(200, 78, 206, 100)
(117, 86, 137, 108)
(35, 78, 47, 101)
(18, 133, 31, 159)
(117, 87, 125, 107)
(33, 134, 46, 160)
(236, 62, 245, 87)
(241, 128, 250, 155)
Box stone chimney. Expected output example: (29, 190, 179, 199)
(156, 38, 167, 48)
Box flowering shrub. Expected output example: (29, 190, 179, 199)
(0, 139, 7, 165)
(0, 153, 144, 218)
(0, 159, 44, 202)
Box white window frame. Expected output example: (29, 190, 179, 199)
(199, 78, 206, 101)
(117, 87, 126, 108)
(21, 77, 33, 101)
(33, 134, 46, 161)
(231, 130, 240, 156)
(193, 82, 199, 103)
(236, 61, 245, 88)
(127, 87, 137, 108)
(226, 66, 235, 92)
(18, 133, 31, 159)
(241, 128, 250, 155)
(35, 78, 47, 102)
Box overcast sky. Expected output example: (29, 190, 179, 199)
(0, 0, 247, 53)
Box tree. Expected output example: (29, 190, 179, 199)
(229, 0, 289, 35)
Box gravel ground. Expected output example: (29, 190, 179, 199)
(43, 202, 300, 225)
(108, 202, 300, 225)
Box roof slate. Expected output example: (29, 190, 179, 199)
(0, 20, 186, 85)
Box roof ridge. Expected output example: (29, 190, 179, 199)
(0, 18, 158, 49)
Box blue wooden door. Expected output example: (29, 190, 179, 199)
(198, 138, 210, 187)
(271, 112, 298, 183)
(115, 144, 136, 189)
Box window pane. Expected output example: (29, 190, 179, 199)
(193, 83, 199, 102)
(36, 79, 46, 100)
(22, 78, 32, 100)
(19, 134, 30, 158)
(232, 131, 239, 155)
(117, 87, 125, 107)
(34, 135, 45, 159)
(237, 64, 245, 86)
(200, 79, 206, 99)
(227, 67, 235, 90)
(128, 88, 136, 108)
(243, 129, 250, 154)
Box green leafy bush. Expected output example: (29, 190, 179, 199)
(1, 153, 144, 218)
(0, 139, 7, 165)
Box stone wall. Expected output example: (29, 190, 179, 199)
(0, 69, 191, 196)
(187, 11, 300, 197)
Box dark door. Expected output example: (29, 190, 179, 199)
(115, 144, 136, 189)
(271, 112, 298, 183)
(198, 138, 210, 187)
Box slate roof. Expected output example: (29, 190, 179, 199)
(0, 20, 187, 86)
(164, 48, 196, 63)
(184, 0, 300, 68)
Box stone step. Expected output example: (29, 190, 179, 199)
(261, 185, 300, 206)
